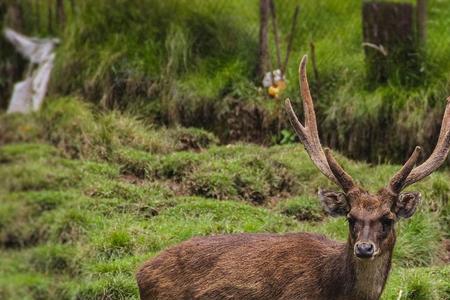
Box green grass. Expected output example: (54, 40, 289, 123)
(383, 266, 450, 300)
(275, 196, 324, 221)
(0, 97, 218, 160)
(0, 101, 449, 299)
(2, 0, 450, 163)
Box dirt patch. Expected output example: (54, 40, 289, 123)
(119, 174, 147, 185)
(439, 239, 450, 264)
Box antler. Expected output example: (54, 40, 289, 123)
(285, 55, 356, 192)
(388, 97, 450, 194)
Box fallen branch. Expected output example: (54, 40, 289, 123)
(362, 42, 388, 56)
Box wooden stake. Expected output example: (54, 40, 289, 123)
(416, 0, 427, 46)
(310, 42, 321, 95)
(47, 0, 53, 33)
(282, 5, 300, 74)
(56, 0, 66, 27)
(269, 0, 282, 71)
(258, 0, 270, 78)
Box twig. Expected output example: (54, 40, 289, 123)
(362, 42, 388, 56)
(258, 0, 270, 78)
(269, 0, 282, 71)
(282, 5, 300, 74)
(416, 0, 427, 46)
(396, 289, 403, 300)
(310, 41, 321, 95)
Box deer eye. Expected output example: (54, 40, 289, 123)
(381, 218, 394, 232)
(346, 216, 356, 226)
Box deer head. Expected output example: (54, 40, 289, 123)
(285, 55, 450, 260)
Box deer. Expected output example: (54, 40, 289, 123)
(136, 55, 450, 300)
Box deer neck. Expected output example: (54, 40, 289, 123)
(343, 237, 394, 300)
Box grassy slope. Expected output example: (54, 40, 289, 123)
(2, 0, 450, 161)
(0, 99, 449, 299)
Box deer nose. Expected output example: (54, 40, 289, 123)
(355, 242, 375, 258)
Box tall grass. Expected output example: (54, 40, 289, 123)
(2, 0, 450, 162)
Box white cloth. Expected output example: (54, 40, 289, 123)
(4, 28, 59, 113)
(262, 69, 284, 88)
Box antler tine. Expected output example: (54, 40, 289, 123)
(388, 146, 422, 194)
(285, 98, 338, 186)
(324, 148, 356, 192)
(285, 55, 356, 192)
(299, 56, 319, 144)
(402, 97, 450, 188)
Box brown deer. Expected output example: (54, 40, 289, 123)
(136, 55, 450, 300)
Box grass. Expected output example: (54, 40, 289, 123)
(2, 0, 450, 163)
(0, 97, 218, 160)
(383, 266, 450, 300)
(0, 100, 448, 299)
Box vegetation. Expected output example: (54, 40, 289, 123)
(1, 0, 450, 162)
(1, 1, 449, 299)
(0, 99, 448, 299)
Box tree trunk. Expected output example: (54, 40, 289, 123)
(1, 3, 26, 110)
(258, 0, 270, 79)
(70, 0, 76, 15)
(5, 3, 24, 31)
(362, 2, 419, 85)
(416, 0, 427, 46)
(34, 0, 41, 31)
(47, 0, 53, 33)
(309, 42, 320, 96)
(56, 0, 66, 27)
(269, 0, 282, 71)
(282, 5, 299, 74)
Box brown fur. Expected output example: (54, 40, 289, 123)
(136, 188, 400, 300)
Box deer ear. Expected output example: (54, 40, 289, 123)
(318, 189, 350, 217)
(395, 192, 421, 218)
